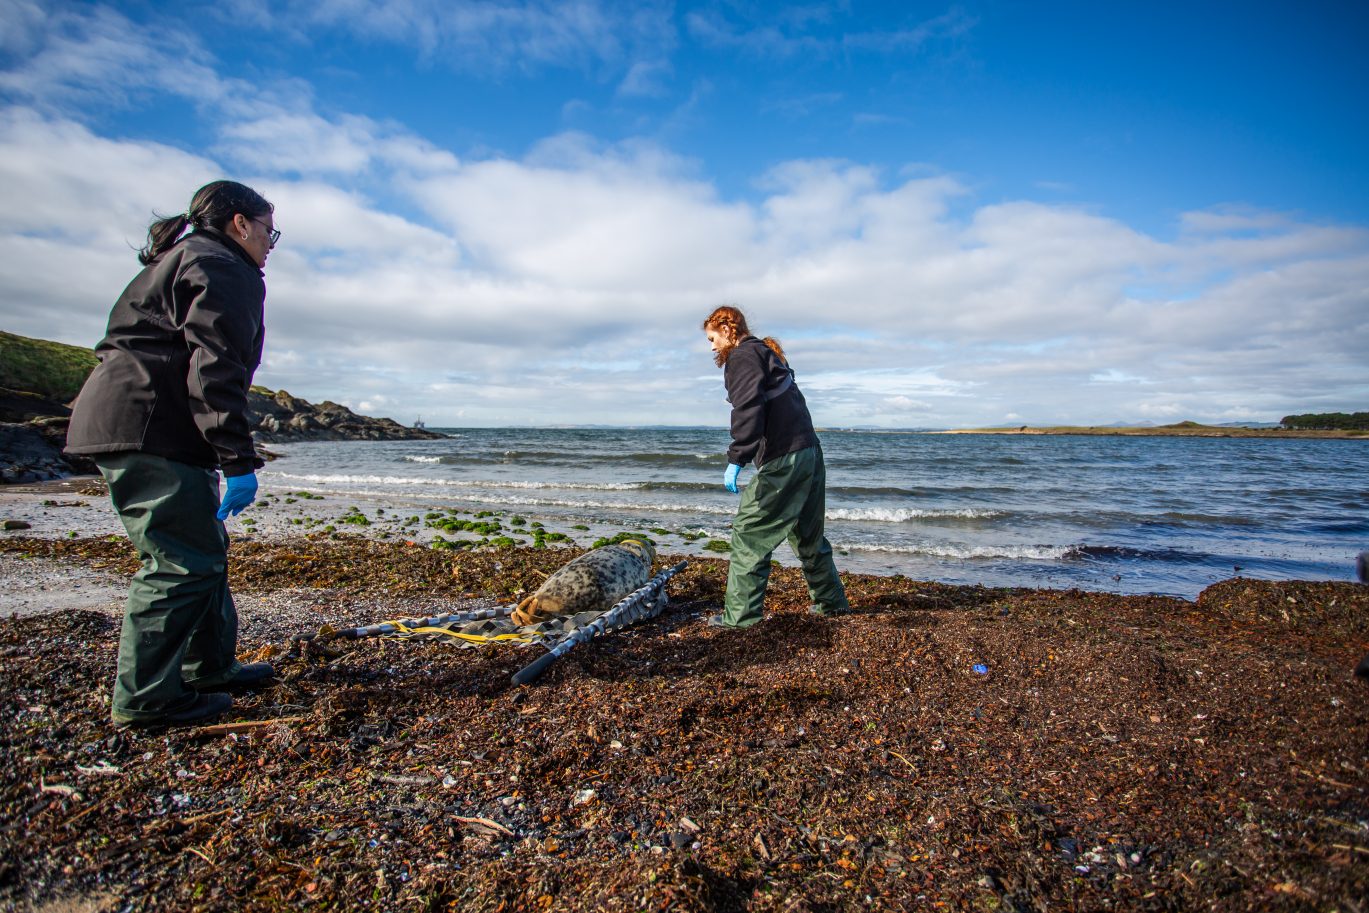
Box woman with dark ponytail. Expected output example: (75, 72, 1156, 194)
(701, 305, 849, 629)
(67, 180, 280, 728)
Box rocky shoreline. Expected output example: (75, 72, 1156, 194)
(0, 385, 444, 484)
(246, 388, 445, 444)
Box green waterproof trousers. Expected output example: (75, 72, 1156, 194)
(97, 453, 243, 723)
(723, 446, 849, 627)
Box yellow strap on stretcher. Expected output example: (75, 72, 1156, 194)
(379, 621, 537, 644)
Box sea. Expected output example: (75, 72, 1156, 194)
(260, 428, 1369, 600)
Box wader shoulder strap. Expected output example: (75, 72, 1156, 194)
(764, 368, 795, 401)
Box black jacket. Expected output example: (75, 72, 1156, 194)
(723, 336, 819, 468)
(66, 228, 266, 476)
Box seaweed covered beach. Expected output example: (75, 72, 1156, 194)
(2, 510, 1368, 910)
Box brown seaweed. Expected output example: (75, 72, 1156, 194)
(2, 535, 1366, 911)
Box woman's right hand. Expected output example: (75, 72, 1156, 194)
(217, 472, 259, 520)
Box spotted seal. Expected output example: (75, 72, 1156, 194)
(512, 539, 656, 626)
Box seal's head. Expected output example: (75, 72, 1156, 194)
(616, 538, 656, 569)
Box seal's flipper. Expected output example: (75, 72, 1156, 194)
(512, 594, 539, 627)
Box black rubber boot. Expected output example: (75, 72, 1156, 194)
(114, 692, 232, 729)
(197, 662, 276, 692)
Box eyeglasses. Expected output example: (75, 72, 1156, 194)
(253, 218, 281, 247)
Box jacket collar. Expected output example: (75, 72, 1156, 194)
(193, 225, 264, 273)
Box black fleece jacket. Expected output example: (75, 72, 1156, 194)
(723, 336, 819, 468)
(66, 228, 266, 476)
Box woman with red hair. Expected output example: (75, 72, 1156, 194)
(701, 306, 849, 628)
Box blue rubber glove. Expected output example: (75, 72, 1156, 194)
(217, 472, 258, 520)
(723, 463, 743, 493)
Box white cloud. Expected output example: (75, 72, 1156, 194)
(760, 91, 843, 118)
(0, 108, 220, 342)
(0, 0, 48, 55)
(1090, 369, 1149, 384)
(617, 59, 672, 98)
(0, 108, 214, 235)
(685, 6, 974, 59)
(0, 3, 229, 110)
(407, 135, 757, 291)
(1137, 402, 1184, 419)
(255, 0, 676, 78)
(1179, 205, 1293, 235)
(884, 396, 933, 411)
(258, 180, 461, 266)
(221, 113, 379, 176)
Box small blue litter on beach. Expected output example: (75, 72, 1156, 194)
(972, 664, 988, 675)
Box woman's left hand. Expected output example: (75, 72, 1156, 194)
(723, 463, 743, 493)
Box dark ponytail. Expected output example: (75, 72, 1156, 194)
(138, 180, 273, 265)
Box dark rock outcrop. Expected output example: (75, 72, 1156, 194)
(2, 329, 445, 482)
(247, 389, 445, 443)
(0, 419, 96, 483)
(0, 387, 71, 423)
(1, 384, 443, 484)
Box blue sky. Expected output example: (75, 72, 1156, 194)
(1, 0, 1366, 427)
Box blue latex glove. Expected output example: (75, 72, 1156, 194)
(723, 463, 743, 493)
(217, 472, 258, 520)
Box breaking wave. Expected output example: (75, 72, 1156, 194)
(839, 542, 1076, 561)
(827, 507, 1002, 522)
(270, 472, 646, 492)
(450, 495, 736, 515)
(402, 450, 724, 468)
(1068, 544, 1209, 564)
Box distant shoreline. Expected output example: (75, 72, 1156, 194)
(930, 423, 1367, 440)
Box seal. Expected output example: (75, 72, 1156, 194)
(512, 539, 656, 626)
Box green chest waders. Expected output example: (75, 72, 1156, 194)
(722, 446, 849, 627)
(97, 453, 243, 723)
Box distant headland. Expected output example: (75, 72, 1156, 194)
(934, 419, 1367, 439)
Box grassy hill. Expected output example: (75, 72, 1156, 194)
(0, 330, 98, 401)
